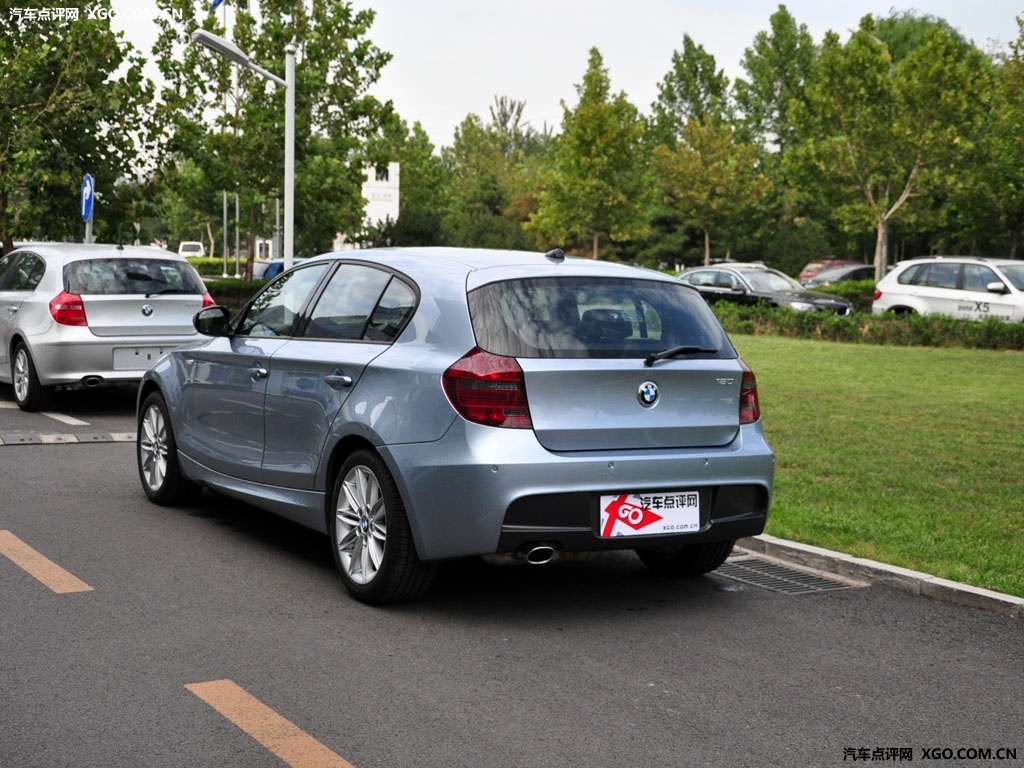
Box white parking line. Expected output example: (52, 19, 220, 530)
(40, 411, 90, 426)
(0, 402, 17, 409)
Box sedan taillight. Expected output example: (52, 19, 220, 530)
(739, 360, 761, 424)
(201, 293, 216, 307)
(49, 291, 88, 326)
(442, 348, 532, 429)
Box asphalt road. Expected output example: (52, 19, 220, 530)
(1, 386, 1022, 767)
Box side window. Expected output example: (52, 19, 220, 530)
(304, 264, 391, 340)
(4, 254, 45, 291)
(0, 253, 18, 290)
(962, 264, 999, 292)
(365, 278, 417, 342)
(922, 263, 959, 289)
(683, 270, 715, 287)
(898, 264, 924, 285)
(237, 263, 328, 337)
(714, 272, 741, 290)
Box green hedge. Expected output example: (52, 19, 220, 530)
(712, 302, 1024, 351)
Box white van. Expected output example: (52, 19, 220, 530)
(177, 241, 205, 257)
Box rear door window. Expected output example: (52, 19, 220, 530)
(468, 276, 733, 359)
(1, 253, 45, 291)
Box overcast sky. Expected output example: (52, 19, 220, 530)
(112, 0, 1018, 147)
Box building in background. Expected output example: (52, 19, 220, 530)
(333, 163, 400, 251)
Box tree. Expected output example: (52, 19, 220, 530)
(151, 0, 392, 269)
(945, 18, 1023, 257)
(654, 117, 771, 266)
(528, 48, 648, 259)
(650, 34, 732, 142)
(364, 116, 447, 246)
(0, 2, 152, 252)
(787, 16, 986, 279)
(733, 5, 817, 156)
(441, 113, 532, 249)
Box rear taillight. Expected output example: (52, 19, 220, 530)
(739, 360, 761, 424)
(442, 348, 532, 429)
(873, 289, 882, 301)
(201, 293, 216, 307)
(49, 291, 88, 326)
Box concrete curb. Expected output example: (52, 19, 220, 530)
(738, 534, 1023, 620)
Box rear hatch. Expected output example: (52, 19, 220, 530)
(468, 273, 742, 451)
(65, 256, 207, 337)
(520, 358, 742, 451)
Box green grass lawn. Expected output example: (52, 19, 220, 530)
(732, 335, 1024, 597)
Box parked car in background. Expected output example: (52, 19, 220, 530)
(872, 257, 1024, 322)
(801, 263, 875, 287)
(252, 257, 307, 280)
(0, 243, 213, 410)
(678, 263, 855, 315)
(797, 259, 861, 284)
(177, 241, 205, 257)
(137, 247, 775, 604)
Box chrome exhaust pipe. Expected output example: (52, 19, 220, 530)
(516, 543, 559, 565)
(82, 376, 103, 387)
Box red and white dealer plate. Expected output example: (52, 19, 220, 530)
(599, 492, 700, 538)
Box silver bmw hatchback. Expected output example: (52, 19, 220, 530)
(0, 243, 213, 410)
(137, 247, 774, 604)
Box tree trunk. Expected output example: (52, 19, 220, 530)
(703, 227, 711, 266)
(874, 217, 889, 281)
(592, 230, 599, 260)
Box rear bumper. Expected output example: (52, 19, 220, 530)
(382, 420, 775, 561)
(26, 335, 197, 387)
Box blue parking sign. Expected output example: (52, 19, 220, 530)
(81, 174, 94, 222)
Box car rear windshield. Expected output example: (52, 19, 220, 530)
(468, 276, 734, 359)
(65, 258, 206, 295)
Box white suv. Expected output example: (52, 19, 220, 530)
(872, 257, 1024, 323)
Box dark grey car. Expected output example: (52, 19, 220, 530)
(679, 263, 855, 314)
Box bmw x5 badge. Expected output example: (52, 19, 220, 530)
(638, 381, 659, 408)
(141, 304, 154, 317)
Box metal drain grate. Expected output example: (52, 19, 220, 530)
(716, 556, 856, 595)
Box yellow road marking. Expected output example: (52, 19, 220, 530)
(0, 530, 93, 594)
(186, 679, 356, 768)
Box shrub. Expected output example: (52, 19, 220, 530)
(713, 304, 1024, 352)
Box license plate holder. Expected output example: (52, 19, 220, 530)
(598, 491, 702, 538)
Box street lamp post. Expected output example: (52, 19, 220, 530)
(191, 29, 295, 270)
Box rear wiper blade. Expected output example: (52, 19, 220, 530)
(145, 288, 191, 297)
(644, 345, 719, 367)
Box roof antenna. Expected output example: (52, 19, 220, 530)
(545, 248, 566, 262)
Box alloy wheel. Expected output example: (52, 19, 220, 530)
(138, 404, 169, 492)
(335, 465, 387, 585)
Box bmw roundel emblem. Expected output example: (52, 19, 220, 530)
(141, 304, 154, 317)
(638, 381, 659, 408)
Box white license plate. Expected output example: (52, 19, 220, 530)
(599, 491, 701, 538)
(113, 347, 170, 370)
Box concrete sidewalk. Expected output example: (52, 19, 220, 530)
(738, 534, 1023, 620)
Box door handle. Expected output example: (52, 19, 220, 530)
(324, 371, 353, 388)
(248, 365, 269, 380)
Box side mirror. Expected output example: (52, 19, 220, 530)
(986, 281, 1009, 295)
(194, 305, 232, 336)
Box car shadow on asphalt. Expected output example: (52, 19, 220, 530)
(180, 490, 751, 616)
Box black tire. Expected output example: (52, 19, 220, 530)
(636, 539, 735, 577)
(329, 449, 436, 604)
(137, 391, 201, 505)
(12, 342, 52, 412)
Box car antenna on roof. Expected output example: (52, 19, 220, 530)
(545, 248, 566, 262)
